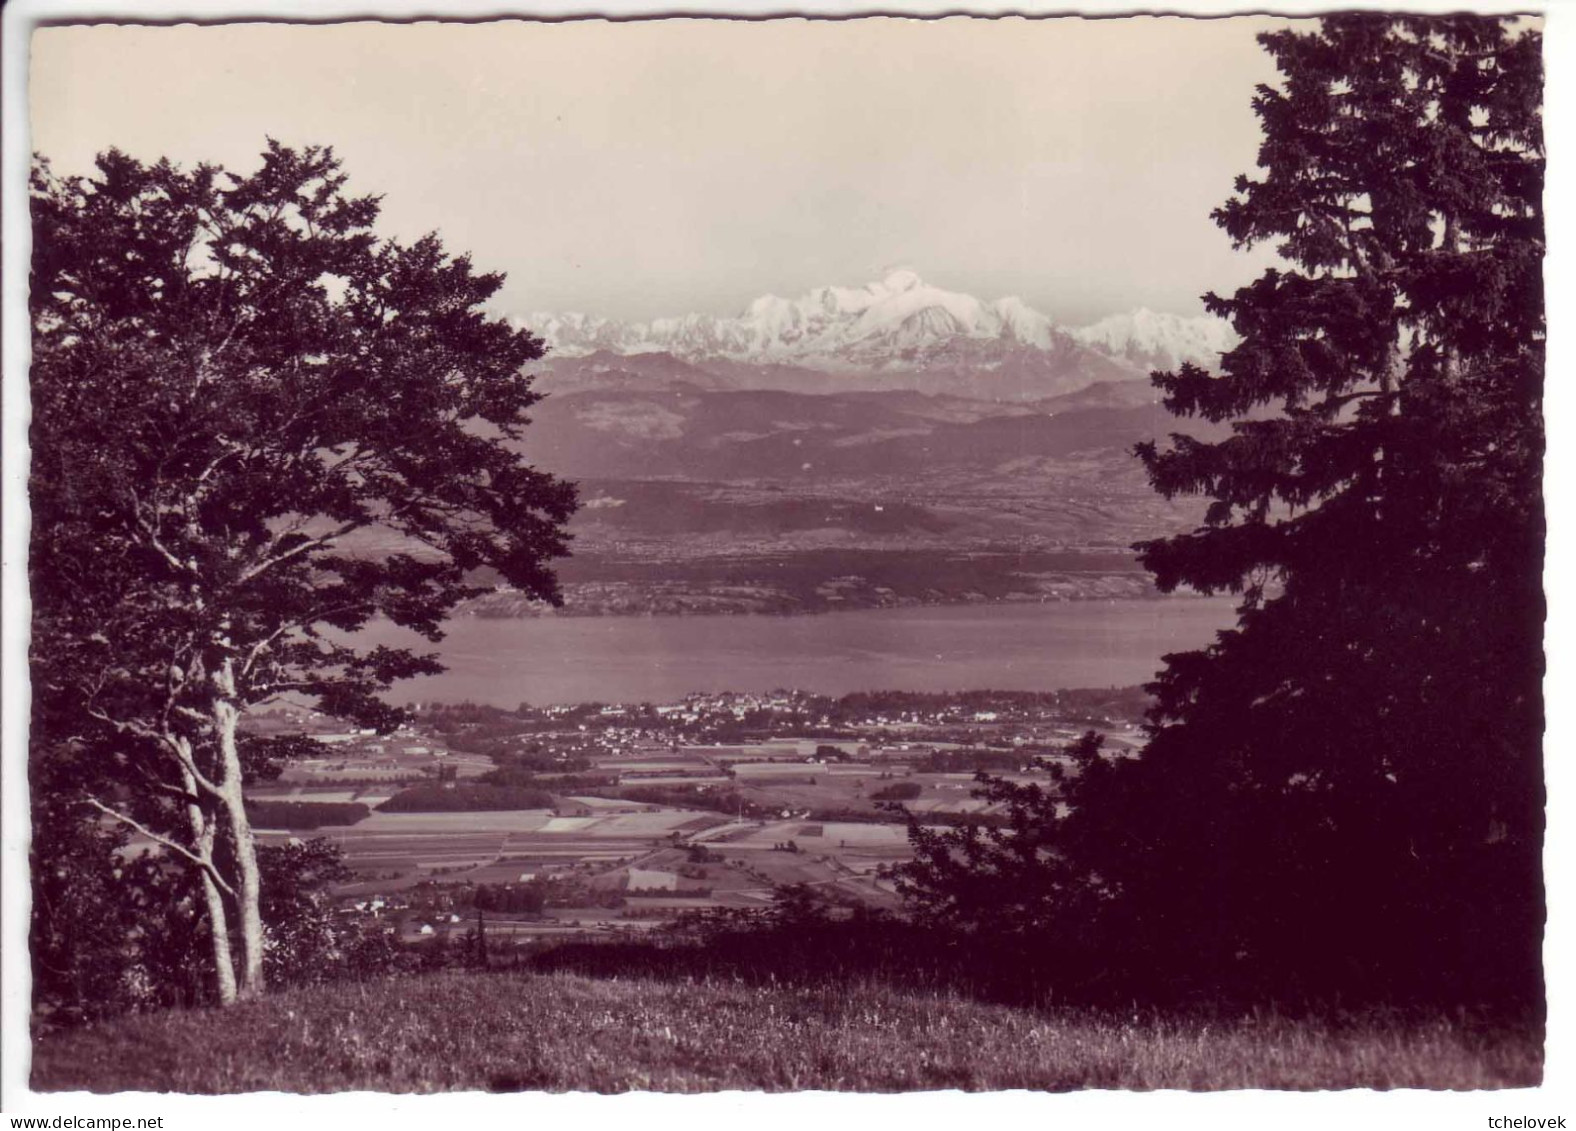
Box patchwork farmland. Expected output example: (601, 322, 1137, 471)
(258, 801, 915, 932)
(242, 687, 1148, 940)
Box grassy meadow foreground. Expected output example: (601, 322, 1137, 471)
(31, 970, 1540, 1094)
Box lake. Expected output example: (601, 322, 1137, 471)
(347, 598, 1238, 707)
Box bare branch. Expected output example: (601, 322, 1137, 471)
(238, 520, 363, 585)
(83, 706, 229, 800)
(84, 797, 238, 899)
(193, 439, 249, 486)
(239, 600, 377, 679)
(127, 486, 193, 576)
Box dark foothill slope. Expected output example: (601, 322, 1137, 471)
(515, 384, 1224, 482)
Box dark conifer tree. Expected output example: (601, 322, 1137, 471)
(898, 15, 1544, 1009)
(1123, 13, 1544, 1006)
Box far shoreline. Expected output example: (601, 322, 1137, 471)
(339, 595, 1240, 709)
(450, 583, 1226, 621)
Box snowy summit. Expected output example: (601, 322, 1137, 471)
(518, 272, 1231, 375)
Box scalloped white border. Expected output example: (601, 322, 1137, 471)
(2, 2, 1566, 1125)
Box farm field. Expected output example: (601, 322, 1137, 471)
(565, 794, 663, 810)
(260, 793, 917, 917)
(717, 766, 1027, 822)
(722, 820, 908, 850)
(291, 807, 710, 893)
(247, 704, 1096, 931)
(287, 747, 494, 781)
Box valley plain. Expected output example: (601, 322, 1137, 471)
(235, 685, 1149, 951)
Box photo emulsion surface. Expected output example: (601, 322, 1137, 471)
(22, 13, 1547, 1095)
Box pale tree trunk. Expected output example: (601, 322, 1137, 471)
(212, 657, 267, 1000)
(175, 751, 238, 1006)
(196, 828, 239, 1006)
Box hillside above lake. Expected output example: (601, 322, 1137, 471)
(467, 356, 1231, 615)
(336, 280, 1240, 619)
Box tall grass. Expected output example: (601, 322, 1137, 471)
(31, 969, 1541, 1094)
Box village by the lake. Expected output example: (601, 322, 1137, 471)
(241, 684, 1149, 946)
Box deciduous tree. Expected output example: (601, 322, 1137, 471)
(29, 141, 576, 1005)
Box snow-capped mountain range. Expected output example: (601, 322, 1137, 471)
(517, 269, 1235, 377)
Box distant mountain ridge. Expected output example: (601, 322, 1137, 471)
(522, 382, 1223, 483)
(518, 270, 1234, 388)
(482, 273, 1235, 615)
(1068, 307, 1238, 373)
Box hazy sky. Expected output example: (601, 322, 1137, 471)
(30, 17, 1292, 324)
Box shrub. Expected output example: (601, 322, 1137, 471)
(870, 781, 922, 802)
(379, 784, 555, 812)
(244, 801, 371, 828)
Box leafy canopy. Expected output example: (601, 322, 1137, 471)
(31, 140, 576, 733)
